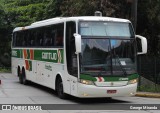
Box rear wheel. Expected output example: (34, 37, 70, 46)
(22, 68, 28, 85)
(17, 67, 20, 77)
(18, 68, 23, 84)
(56, 78, 67, 99)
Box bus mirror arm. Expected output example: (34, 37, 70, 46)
(73, 33, 82, 79)
(136, 35, 147, 55)
(74, 33, 82, 54)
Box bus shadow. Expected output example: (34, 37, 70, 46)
(16, 81, 58, 97)
(18, 81, 132, 104)
(68, 96, 131, 104)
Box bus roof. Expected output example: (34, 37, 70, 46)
(13, 16, 131, 32)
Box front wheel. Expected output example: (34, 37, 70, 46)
(57, 78, 67, 99)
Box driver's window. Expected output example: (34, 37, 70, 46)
(66, 21, 77, 76)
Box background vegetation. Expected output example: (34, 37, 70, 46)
(0, 0, 160, 77)
(0, 0, 160, 92)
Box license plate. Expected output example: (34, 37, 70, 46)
(107, 90, 117, 94)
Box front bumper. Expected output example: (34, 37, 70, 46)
(77, 83, 137, 98)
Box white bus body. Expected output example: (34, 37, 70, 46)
(12, 16, 147, 98)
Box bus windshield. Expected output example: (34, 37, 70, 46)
(79, 21, 136, 77)
(79, 21, 134, 37)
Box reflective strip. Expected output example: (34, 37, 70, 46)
(96, 77, 105, 82)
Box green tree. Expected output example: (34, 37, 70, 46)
(0, 1, 11, 67)
(137, 0, 160, 55)
(0, 0, 50, 67)
(45, 0, 62, 18)
(45, 0, 130, 18)
(0, 0, 159, 68)
(4, 0, 49, 27)
(60, 0, 98, 16)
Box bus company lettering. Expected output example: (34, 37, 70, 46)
(12, 50, 17, 56)
(119, 78, 128, 81)
(45, 64, 52, 71)
(42, 52, 57, 61)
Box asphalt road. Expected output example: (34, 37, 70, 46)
(0, 73, 160, 113)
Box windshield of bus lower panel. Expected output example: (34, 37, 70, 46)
(79, 21, 136, 77)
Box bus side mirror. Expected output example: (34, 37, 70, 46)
(74, 33, 82, 54)
(136, 35, 147, 55)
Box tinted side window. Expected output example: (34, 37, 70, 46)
(36, 27, 44, 46)
(55, 23, 64, 47)
(22, 30, 28, 47)
(43, 26, 53, 47)
(16, 31, 23, 47)
(30, 29, 36, 47)
(37, 23, 64, 47)
(66, 21, 77, 76)
(12, 32, 16, 47)
(13, 23, 64, 48)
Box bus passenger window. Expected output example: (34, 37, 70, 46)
(39, 38, 43, 46)
(22, 41, 26, 46)
(44, 38, 51, 46)
(31, 40, 34, 45)
(12, 33, 16, 47)
(55, 36, 63, 46)
(50, 30, 56, 46)
(55, 32, 63, 46)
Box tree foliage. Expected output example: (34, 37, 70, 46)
(3, 0, 49, 27)
(0, 0, 160, 67)
(137, 0, 160, 55)
(0, 0, 49, 67)
(0, 1, 11, 67)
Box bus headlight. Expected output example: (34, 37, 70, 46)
(80, 79, 95, 85)
(128, 78, 138, 84)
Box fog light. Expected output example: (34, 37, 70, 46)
(130, 92, 135, 95)
(128, 78, 138, 84)
(80, 79, 94, 85)
(82, 93, 89, 96)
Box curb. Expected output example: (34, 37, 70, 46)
(135, 93, 160, 98)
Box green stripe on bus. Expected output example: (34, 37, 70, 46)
(80, 74, 97, 81)
(27, 49, 30, 59)
(12, 49, 22, 58)
(29, 60, 32, 71)
(12, 49, 64, 63)
(80, 73, 139, 82)
(128, 73, 139, 80)
(34, 49, 63, 63)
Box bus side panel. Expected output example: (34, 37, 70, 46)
(62, 70, 71, 95)
(12, 57, 18, 76)
(12, 59, 25, 77)
(37, 62, 71, 95)
(49, 63, 71, 95)
(36, 61, 45, 85)
(25, 60, 37, 82)
(42, 63, 60, 89)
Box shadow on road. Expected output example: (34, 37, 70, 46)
(69, 97, 130, 104)
(18, 81, 131, 104)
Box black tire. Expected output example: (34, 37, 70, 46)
(56, 78, 67, 99)
(22, 69, 28, 85)
(17, 67, 20, 77)
(18, 69, 23, 84)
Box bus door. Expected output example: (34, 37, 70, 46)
(69, 55, 78, 96)
(66, 21, 78, 96)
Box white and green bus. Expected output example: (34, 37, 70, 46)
(12, 16, 147, 98)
